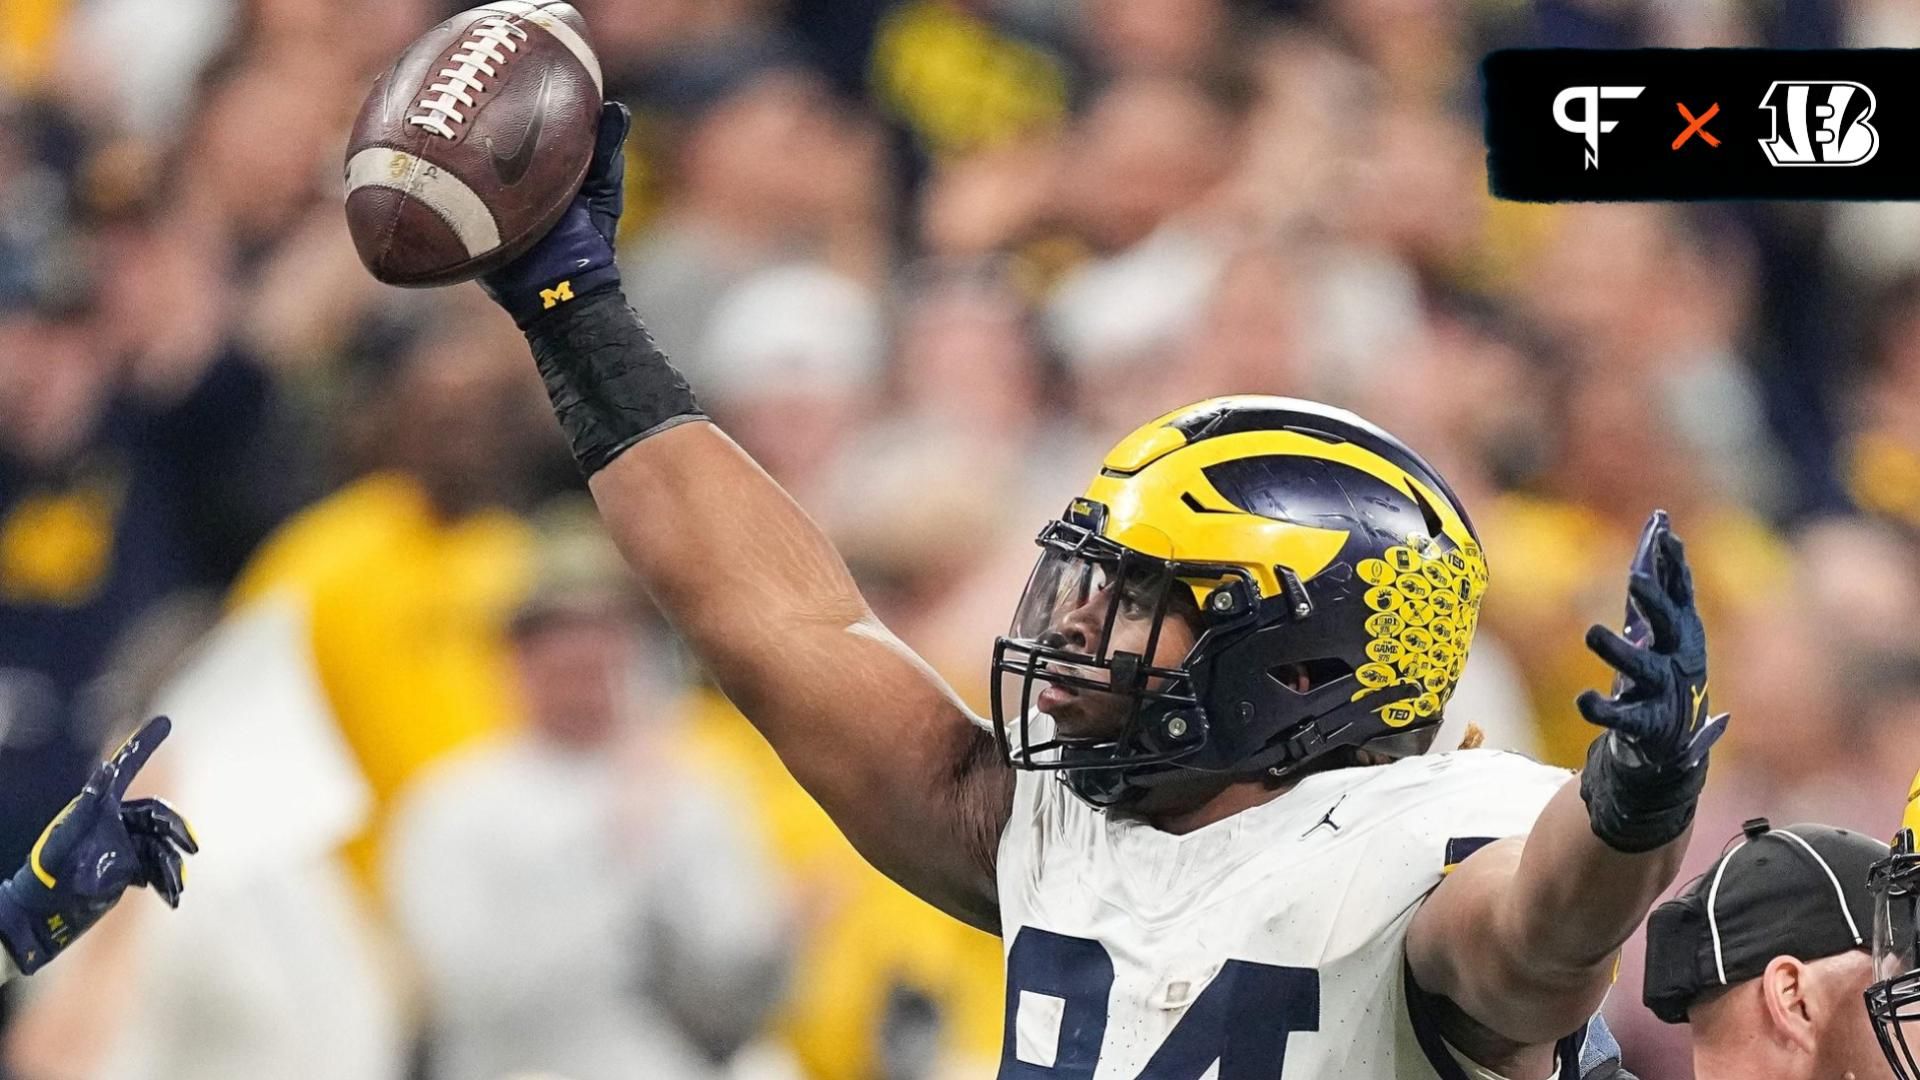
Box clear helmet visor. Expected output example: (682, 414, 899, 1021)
(991, 532, 1205, 772)
(1007, 545, 1183, 660)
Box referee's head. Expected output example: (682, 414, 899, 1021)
(1643, 818, 1892, 1080)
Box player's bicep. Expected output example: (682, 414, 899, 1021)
(1409, 835, 1611, 1048)
(1407, 836, 1526, 997)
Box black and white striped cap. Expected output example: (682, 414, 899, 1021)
(1644, 817, 1889, 1024)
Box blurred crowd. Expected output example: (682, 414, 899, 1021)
(5, 0, 1920, 1077)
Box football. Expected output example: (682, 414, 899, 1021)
(344, 1, 602, 287)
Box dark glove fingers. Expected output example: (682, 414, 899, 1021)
(99, 716, 172, 803)
(133, 835, 184, 909)
(1626, 572, 1682, 653)
(581, 101, 631, 239)
(1585, 624, 1667, 688)
(587, 102, 632, 187)
(1579, 693, 1664, 744)
(1656, 527, 1695, 608)
(121, 798, 198, 854)
(1628, 511, 1668, 581)
(1577, 689, 1627, 731)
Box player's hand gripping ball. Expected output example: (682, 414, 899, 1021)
(0, 716, 198, 975)
(1578, 511, 1726, 772)
(345, 2, 604, 286)
(479, 100, 630, 327)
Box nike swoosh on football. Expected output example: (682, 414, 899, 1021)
(487, 68, 550, 187)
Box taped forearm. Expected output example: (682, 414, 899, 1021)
(522, 285, 707, 477)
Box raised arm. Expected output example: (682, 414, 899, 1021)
(480, 105, 1010, 930)
(1408, 513, 1723, 1049)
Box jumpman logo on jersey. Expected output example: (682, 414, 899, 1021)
(1303, 793, 1351, 837)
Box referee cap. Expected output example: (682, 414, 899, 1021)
(1644, 817, 1889, 1024)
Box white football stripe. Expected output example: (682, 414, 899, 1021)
(345, 147, 501, 256)
(477, 1, 602, 94)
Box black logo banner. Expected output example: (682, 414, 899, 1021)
(1484, 49, 1920, 201)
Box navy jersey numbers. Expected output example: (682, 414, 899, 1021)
(999, 927, 1321, 1078)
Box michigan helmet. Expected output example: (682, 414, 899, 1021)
(990, 396, 1488, 808)
(1869, 768, 1920, 1077)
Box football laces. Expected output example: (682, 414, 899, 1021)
(407, 16, 528, 140)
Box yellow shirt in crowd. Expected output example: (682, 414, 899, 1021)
(229, 473, 534, 893)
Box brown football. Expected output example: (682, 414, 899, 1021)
(345, 1, 601, 287)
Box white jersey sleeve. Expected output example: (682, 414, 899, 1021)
(993, 749, 1597, 1079)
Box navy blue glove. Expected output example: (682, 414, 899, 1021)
(1577, 510, 1726, 770)
(0, 716, 198, 975)
(481, 101, 632, 328)
(1577, 512, 1726, 852)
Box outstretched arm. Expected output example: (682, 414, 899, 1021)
(591, 423, 1010, 927)
(1409, 513, 1723, 1047)
(481, 106, 1011, 930)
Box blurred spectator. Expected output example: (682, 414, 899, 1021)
(38, 0, 234, 141)
(1076, 0, 1232, 82)
(866, 0, 1071, 162)
(621, 41, 887, 364)
(1513, 204, 1788, 515)
(698, 263, 885, 504)
(0, 266, 292, 872)
(228, 312, 541, 894)
(388, 502, 790, 1080)
(1844, 270, 1920, 531)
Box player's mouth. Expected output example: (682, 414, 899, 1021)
(1037, 680, 1078, 715)
(1035, 660, 1106, 716)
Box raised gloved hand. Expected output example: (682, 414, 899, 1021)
(1577, 512, 1727, 852)
(481, 100, 632, 328)
(1578, 510, 1725, 768)
(0, 716, 198, 976)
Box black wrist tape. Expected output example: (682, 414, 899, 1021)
(1580, 733, 1708, 854)
(523, 285, 706, 476)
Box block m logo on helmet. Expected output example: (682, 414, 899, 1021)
(1759, 81, 1879, 166)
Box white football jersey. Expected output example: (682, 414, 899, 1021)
(994, 748, 1614, 1080)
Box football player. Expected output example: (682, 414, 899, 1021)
(1868, 768, 1920, 1077)
(473, 103, 1724, 1078)
(0, 715, 196, 983)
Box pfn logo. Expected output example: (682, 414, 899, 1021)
(1758, 81, 1879, 166)
(1553, 85, 1645, 169)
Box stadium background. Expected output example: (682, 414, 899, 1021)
(1, 0, 1918, 1077)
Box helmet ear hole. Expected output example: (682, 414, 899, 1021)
(1270, 658, 1354, 694)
